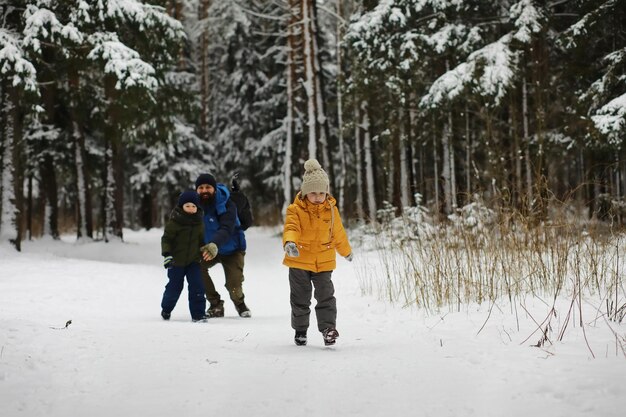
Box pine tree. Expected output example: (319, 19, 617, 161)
(12, 0, 186, 242)
(0, 1, 39, 250)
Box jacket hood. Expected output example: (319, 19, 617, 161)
(214, 183, 231, 215)
(201, 183, 231, 215)
(170, 206, 204, 226)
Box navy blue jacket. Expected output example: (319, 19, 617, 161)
(200, 183, 247, 255)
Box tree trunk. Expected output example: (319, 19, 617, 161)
(198, 0, 211, 136)
(618, 150, 626, 225)
(387, 133, 395, 205)
(432, 118, 440, 216)
(0, 84, 17, 244)
(441, 117, 453, 215)
(511, 96, 522, 210)
(484, 108, 498, 199)
(310, 0, 332, 180)
(69, 69, 93, 239)
(465, 106, 471, 204)
(400, 107, 410, 209)
(2, 87, 25, 250)
(354, 103, 364, 221)
(38, 45, 60, 240)
(408, 93, 422, 202)
(336, 0, 346, 213)
(140, 188, 151, 230)
(615, 151, 621, 224)
(111, 136, 124, 240)
(26, 174, 32, 240)
(104, 76, 124, 241)
(73, 121, 93, 239)
(41, 155, 60, 239)
(283, 0, 297, 216)
(522, 76, 533, 214)
(102, 140, 116, 241)
(448, 112, 457, 211)
(532, 39, 549, 221)
(578, 147, 585, 211)
(302, 0, 317, 159)
(362, 101, 377, 222)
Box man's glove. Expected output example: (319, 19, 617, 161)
(200, 243, 218, 260)
(163, 255, 173, 269)
(284, 241, 300, 257)
(231, 173, 240, 192)
(345, 253, 354, 262)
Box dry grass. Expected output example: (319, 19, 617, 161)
(353, 203, 626, 348)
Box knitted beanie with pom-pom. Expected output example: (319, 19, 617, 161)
(301, 159, 329, 196)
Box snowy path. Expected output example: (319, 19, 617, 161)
(1, 228, 624, 417)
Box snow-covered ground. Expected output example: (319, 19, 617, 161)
(1, 227, 624, 417)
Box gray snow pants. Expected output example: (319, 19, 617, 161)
(289, 268, 336, 332)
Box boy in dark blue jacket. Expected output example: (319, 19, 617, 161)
(160, 190, 210, 322)
(195, 174, 250, 318)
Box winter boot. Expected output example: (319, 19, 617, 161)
(206, 300, 225, 318)
(294, 330, 307, 346)
(161, 310, 171, 320)
(192, 315, 208, 322)
(322, 328, 339, 346)
(235, 301, 251, 318)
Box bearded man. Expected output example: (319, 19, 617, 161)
(195, 173, 251, 318)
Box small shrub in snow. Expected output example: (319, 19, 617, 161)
(448, 197, 496, 234)
(374, 195, 436, 244)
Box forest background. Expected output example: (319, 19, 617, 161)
(1, 0, 625, 249)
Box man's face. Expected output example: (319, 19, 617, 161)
(197, 184, 215, 202)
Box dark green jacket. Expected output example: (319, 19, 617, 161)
(161, 207, 205, 267)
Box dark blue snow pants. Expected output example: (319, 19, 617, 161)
(161, 262, 206, 320)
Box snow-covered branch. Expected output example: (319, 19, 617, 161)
(0, 29, 38, 92)
(592, 93, 626, 145)
(421, 34, 518, 108)
(510, 0, 545, 44)
(22, 4, 83, 53)
(87, 33, 157, 91)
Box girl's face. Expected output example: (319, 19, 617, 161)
(306, 192, 326, 205)
(182, 202, 198, 214)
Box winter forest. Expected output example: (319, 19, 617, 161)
(1, 0, 625, 249)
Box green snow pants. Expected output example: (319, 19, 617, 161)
(201, 251, 246, 307)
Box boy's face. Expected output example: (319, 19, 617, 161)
(306, 192, 326, 205)
(182, 202, 198, 214)
(197, 184, 215, 203)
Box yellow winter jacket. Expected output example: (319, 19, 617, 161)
(282, 193, 352, 273)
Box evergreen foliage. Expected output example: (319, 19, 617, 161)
(1, 0, 625, 246)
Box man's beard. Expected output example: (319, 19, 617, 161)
(200, 192, 215, 205)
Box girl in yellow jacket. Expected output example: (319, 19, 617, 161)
(283, 159, 353, 347)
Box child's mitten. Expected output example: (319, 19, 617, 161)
(163, 254, 173, 269)
(345, 253, 354, 262)
(200, 242, 218, 260)
(284, 241, 300, 257)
